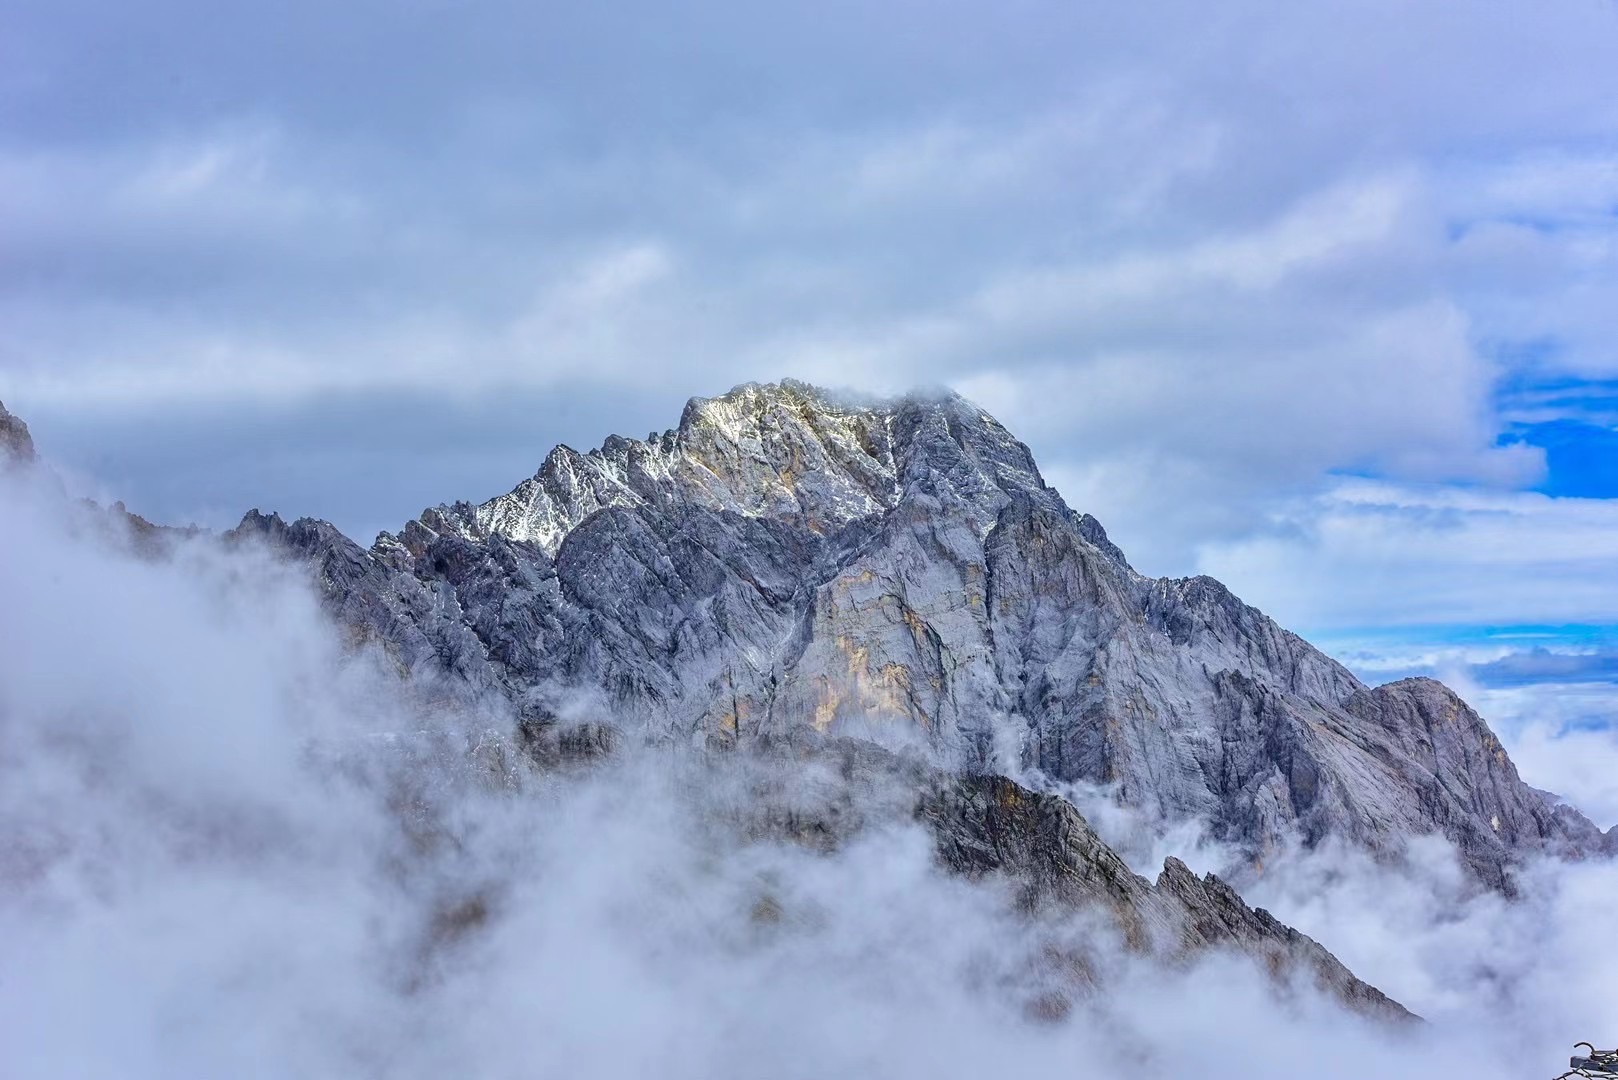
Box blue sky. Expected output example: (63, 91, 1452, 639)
(1500, 373, 1618, 498)
(3, 0, 1618, 814)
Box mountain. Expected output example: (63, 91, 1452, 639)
(226, 380, 1610, 891)
(0, 392, 1417, 1025)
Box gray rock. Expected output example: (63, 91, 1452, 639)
(216, 379, 1611, 888)
(918, 768, 1414, 1023)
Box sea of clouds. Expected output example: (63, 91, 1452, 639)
(2, 466, 1614, 1079)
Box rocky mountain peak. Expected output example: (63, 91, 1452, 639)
(223, 380, 1612, 890)
(388, 380, 1064, 559)
(14, 381, 1606, 1036)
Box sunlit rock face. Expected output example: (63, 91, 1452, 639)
(230, 380, 1613, 888)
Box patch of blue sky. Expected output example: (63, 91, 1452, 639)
(1311, 623, 1618, 688)
(1319, 621, 1618, 650)
(1500, 419, 1618, 498)
(1311, 368, 1618, 497)
(1491, 370, 1618, 497)
(1492, 361, 1618, 418)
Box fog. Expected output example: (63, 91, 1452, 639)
(1, 467, 1612, 1078)
(1054, 778, 1618, 1065)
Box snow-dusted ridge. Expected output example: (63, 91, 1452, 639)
(381, 379, 1048, 557)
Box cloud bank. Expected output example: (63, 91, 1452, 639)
(3, 454, 1616, 1078)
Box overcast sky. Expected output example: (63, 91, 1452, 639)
(6, 0, 1618, 747)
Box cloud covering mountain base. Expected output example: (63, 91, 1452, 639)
(1, 469, 1614, 1078)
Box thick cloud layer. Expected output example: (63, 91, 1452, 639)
(1056, 779, 1618, 1061)
(3, 464, 1615, 1078)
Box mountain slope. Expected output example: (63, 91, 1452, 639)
(226, 380, 1611, 890)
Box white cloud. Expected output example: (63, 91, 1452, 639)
(3, 465, 1615, 1079)
(1460, 679, 1618, 828)
(1197, 479, 1618, 629)
(1246, 839, 1618, 1041)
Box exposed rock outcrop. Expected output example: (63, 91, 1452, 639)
(918, 768, 1412, 1023)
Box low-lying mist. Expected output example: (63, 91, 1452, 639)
(1055, 777, 1618, 1055)
(1, 469, 1612, 1079)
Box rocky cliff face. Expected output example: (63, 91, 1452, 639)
(227, 380, 1612, 891)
